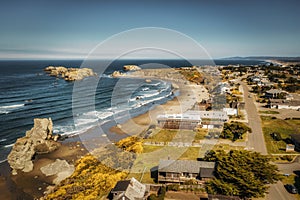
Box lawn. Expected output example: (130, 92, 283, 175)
(127, 172, 156, 184)
(145, 129, 178, 143)
(145, 128, 205, 144)
(212, 144, 245, 151)
(178, 147, 200, 160)
(261, 116, 300, 154)
(142, 145, 164, 153)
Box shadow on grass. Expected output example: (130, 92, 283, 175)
(151, 166, 158, 183)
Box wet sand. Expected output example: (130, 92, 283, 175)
(0, 141, 88, 199)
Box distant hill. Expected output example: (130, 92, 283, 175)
(223, 56, 300, 62)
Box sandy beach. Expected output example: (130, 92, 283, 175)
(110, 68, 210, 137)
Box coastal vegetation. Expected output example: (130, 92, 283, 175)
(45, 154, 128, 200)
(220, 122, 251, 141)
(204, 150, 281, 198)
(177, 67, 204, 84)
(115, 136, 143, 154)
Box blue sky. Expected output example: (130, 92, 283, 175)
(0, 0, 299, 59)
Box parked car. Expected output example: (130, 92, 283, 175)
(285, 184, 298, 194)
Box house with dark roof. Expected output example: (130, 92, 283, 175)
(110, 177, 146, 200)
(157, 160, 215, 183)
(264, 89, 286, 99)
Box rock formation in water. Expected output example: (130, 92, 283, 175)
(44, 66, 96, 81)
(111, 70, 125, 78)
(123, 65, 141, 71)
(7, 118, 60, 175)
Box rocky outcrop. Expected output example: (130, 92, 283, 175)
(40, 159, 75, 185)
(44, 66, 96, 81)
(111, 70, 125, 78)
(7, 118, 60, 175)
(123, 65, 141, 71)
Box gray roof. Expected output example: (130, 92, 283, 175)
(157, 113, 201, 121)
(266, 89, 284, 94)
(158, 160, 215, 174)
(200, 167, 215, 178)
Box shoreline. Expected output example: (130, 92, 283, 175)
(0, 68, 209, 199)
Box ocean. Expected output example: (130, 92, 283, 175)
(0, 59, 266, 162)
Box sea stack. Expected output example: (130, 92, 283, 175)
(44, 66, 97, 81)
(7, 118, 60, 175)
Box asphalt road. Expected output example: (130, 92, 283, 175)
(241, 82, 267, 155)
(241, 81, 296, 200)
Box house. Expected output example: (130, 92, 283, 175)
(290, 134, 300, 151)
(267, 99, 300, 110)
(157, 160, 215, 183)
(157, 114, 201, 130)
(264, 89, 286, 99)
(110, 177, 146, 200)
(186, 110, 229, 122)
(223, 108, 238, 116)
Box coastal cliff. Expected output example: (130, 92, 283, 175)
(44, 66, 96, 81)
(7, 118, 60, 175)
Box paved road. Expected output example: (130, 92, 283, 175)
(241, 82, 267, 155)
(241, 81, 295, 200)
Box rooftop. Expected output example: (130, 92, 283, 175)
(157, 114, 201, 121)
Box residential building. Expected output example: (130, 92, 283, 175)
(267, 99, 300, 110)
(157, 114, 201, 130)
(264, 89, 286, 99)
(110, 177, 146, 200)
(157, 160, 215, 183)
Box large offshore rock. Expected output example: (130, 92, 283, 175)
(44, 66, 96, 81)
(123, 65, 141, 71)
(7, 118, 60, 175)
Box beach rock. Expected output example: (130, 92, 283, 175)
(40, 159, 75, 185)
(7, 118, 60, 175)
(123, 65, 141, 71)
(111, 70, 125, 78)
(44, 66, 96, 81)
(145, 79, 152, 83)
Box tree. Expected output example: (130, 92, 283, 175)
(220, 122, 251, 141)
(204, 150, 281, 198)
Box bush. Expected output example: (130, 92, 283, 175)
(167, 184, 180, 191)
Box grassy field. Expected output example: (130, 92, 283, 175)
(145, 128, 207, 143)
(179, 147, 200, 160)
(261, 116, 300, 154)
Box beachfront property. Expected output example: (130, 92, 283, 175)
(110, 177, 146, 200)
(157, 113, 201, 130)
(157, 160, 215, 183)
(157, 110, 228, 130)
